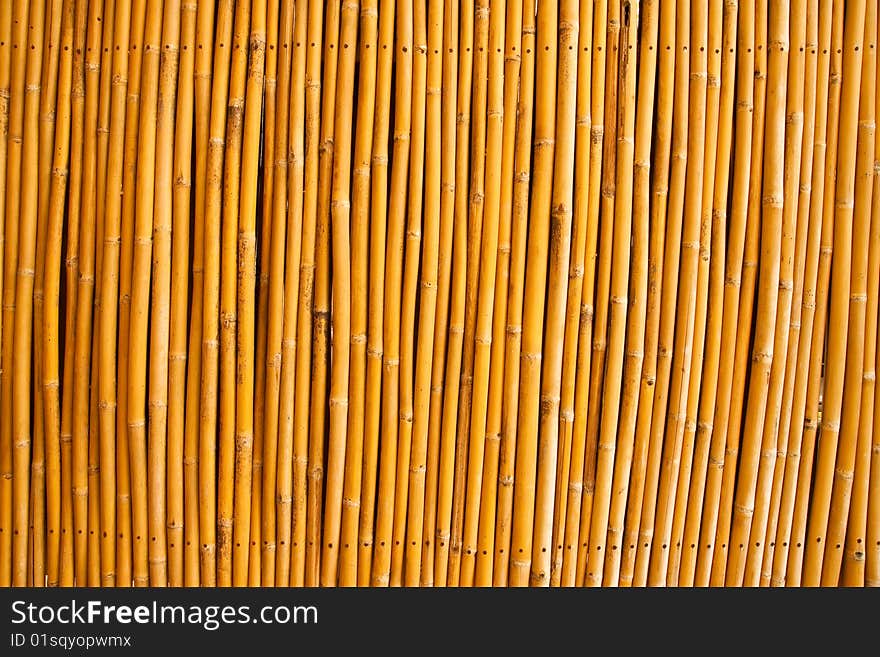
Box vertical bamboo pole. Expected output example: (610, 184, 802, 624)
(508, 0, 557, 588)
(404, 0, 443, 587)
(199, 0, 235, 587)
(338, 0, 378, 587)
(420, 0, 457, 586)
(232, 0, 266, 587)
(167, 0, 196, 588)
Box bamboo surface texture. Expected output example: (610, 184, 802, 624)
(1, 0, 879, 587)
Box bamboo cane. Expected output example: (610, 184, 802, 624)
(231, 0, 265, 587)
(321, 0, 358, 587)
(493, 0, 534, 586)
(508, 0, 557, 588)
(214, 0, 250, 588)
(357, 0, 396, 586)
(370, 0, 411, 587)
(404, 0, 442, 587)
(95, 0, 133, 588)
(199, 0, 235, 587)
(272, 0, 301, 587)
(821, 0, 874, 585)
(292, 0, 323, 587)
(167, 0, 196, 588)
(433, 0, 471, 587)
(306, 0, 341, 588)
(602, 0, 657, 587)
(574, 0, 611, 585)
(338, 0, 378, 587)
(115, 0, 148, 587)
(420, 0, 457, 586)
(803, 0, 866, 586)
(0, 0, 24, 590)
(842, 0, 878, 586)
(787, 0, 844, 585)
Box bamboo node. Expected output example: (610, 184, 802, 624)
(183, 457, 198, 466)
(44, 379, 60, 390)
(803, 418, 819, 431)
(610, 295, 628, 306)
(834, 467, 853, 482)
(367, 346, 383, 358)
(522, 351, 541, 363)
(821, 420, 840, 433)
(97, 399, 116, 410)
(449, 325, 465, 336)
(819, 246, 832, 256)
(498, 474, 514, 488)
(850, 293, 867, 303)
(863, 371, 875, 382)
(17, 268, 35, 278)
(87, 464, 100, 476)
(329, 397, 349, 409)
(778, 279, 793, 291)
(697, 420, 714, 433)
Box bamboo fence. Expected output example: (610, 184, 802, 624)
(0, 0, 879, 587)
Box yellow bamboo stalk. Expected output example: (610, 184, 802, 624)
(821, 0, 874, 585)
(271, 0, 299, 587)
(508, 0, 557, 588)
(167, 0, 196, 588)
(419, 0, 457, 586)
(199, 0, 235, 587)
(338, 0, 378, 587)
(404, 0, 442, 587)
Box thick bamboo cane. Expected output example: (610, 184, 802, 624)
(215, 0, 250, 588)
(617, 0, 672, 587)
(575, 0, 612, 585)
(95, 0, 134, 588)
(631, 0, 689, 588)
(371, 0, 411, 586)
(460, 0, 506, 588)
(260, 0, 293, 587)
(787, 0, 844, 585)
(771, 0, 833, 585)
(248, 0, 278, 588)
(389, 0, 425, 588)
(404, 0, 443, 587)
(433, 0, 472, 587)
(842, 0, 878, 586)
(760, 0, 815, 585)
(127, 0, 163, 586)
(167, 0, 196, 588)
(602, 0, 657, 587)
(41, 0, 74, 589)
(321, 0, 358, 587)
(508, 0, 557, 588)
(273, 0, 302, 587)
(821, 0, 875, 585)
(491, 0, 533, 587)
(708, 0, 768, 586)
(420, 0, 457, 586)
(306, 0, 341, 587)
(148, 0, 182, 589)
(58, 0, 88, 586)
(232, 0, 266, 587)
(726, 0, 789, 587)
(0, 0, 24, 590)
(199, 0, 235, 587)
(355, 0, 395, 586)
(115, 0, 148, 587)
(337, 0, 378, 588)
(292, 0, 323, 587)
(803, 0, 866, 586)
(585, 0, 638, 588)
